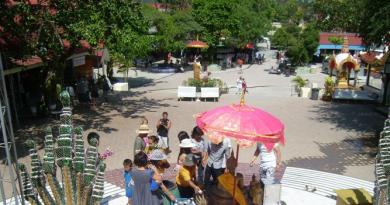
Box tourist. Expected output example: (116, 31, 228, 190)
(177, 131, 190, 142)
(90, 79, 99, 108)
(204, 138, 232, 186)
(144, 135, 161, 155)
(177, 138, 196, 171)
(131, 152, 162, 205)
(134, 124, 150, 157)
(236, 77, 243, 95)
(149, 150, 176, 202)
(123, 159, 134, 205)
(141, 116, 149, 125)
(242, 78, 248, 94)
(102, 75, 112, 103)
(191, 126, 207, 184)
(255, 51, 261, 64)
(249, 143, 282, 185)
(176, 154, 202, 198)
(156, 112, 172, 152)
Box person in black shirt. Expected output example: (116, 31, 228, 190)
(156, 112, 171, 153)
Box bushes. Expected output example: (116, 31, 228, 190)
(184, 78, 228, 93)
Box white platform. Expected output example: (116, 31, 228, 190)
(281, 186, 336, 205)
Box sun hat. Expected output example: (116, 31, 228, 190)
(149, 149, 167, 161)
(136, 124, 151, 134)
(179, 139, 196, 148)
(183, 154, 195, 167)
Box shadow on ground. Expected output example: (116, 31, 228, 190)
(285, 135, 378, 175)
(309, 102, 385, 133)
(73, 91, 176, 133)
(1, 90, 176, 161)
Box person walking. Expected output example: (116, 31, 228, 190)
(157, 112, 172, 153)
(191, 126, 207, 185)
(204, 138, 232, 187)
(249, 143, 282, 185)
(236, 77, 243, 95)
(242, 78, 248, 94)
(134, 124, 151, 157)
(102, 75, 112, 103)
(131, 152, 162, 205)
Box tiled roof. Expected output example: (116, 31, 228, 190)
(320, 32, 364, 46)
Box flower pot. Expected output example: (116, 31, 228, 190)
(300, 87, 311, 98)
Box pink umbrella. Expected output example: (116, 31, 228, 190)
(195, 99, 285, 205)
(196, 104, 284, 151)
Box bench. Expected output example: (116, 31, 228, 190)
(281, 167, 374, 200)
(177, 86, 197, 101)
(200, 87, 220, 102)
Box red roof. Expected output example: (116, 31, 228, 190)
(320, 32, 364, 46)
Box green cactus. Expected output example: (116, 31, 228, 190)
(375, 121, 390, 205)
(18, 91, 106, 205)
(19, 164, 41, 205)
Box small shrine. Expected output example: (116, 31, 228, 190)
(328, 36, 360, 88)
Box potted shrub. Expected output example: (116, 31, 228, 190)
(323, 76, 335, 101)
(292, 76, 309, 97)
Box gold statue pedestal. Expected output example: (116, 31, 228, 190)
(337, 80, 349, 89)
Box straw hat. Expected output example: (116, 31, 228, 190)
(183, 154, 195, 166)
(179, 139, 196, 148)
(136, 124, 151, 134)
(149, 149, 167, 161)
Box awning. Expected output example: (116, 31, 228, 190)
(317, 44, 366, 51)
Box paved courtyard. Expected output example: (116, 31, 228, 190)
(1, 50, 385, 200)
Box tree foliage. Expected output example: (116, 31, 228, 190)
(0, 0, 152, 69)
(192, 0, 272, 47)
(312, 0, 363, 33)
(143, 5, 203, 53)
(358, 0, 390, 46)
(272, 23, 319, 66)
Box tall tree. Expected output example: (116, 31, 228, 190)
(312, 0, 363, 33)
(358, 0, 390, 46)
(192, 0, 272, 47)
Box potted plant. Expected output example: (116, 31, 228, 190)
(323, 76, 335, 101)
(292, 76, 309, 97)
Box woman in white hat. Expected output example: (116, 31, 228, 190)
(176, 138, 197, 171)
(134, 124, 151, 157)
